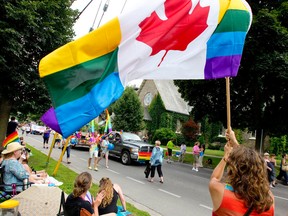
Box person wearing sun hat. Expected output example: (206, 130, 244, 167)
(1, 142, 29, 193)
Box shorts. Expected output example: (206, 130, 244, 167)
(55, 139, 61, 143)
(89, 150, 99, 158)
(168, 148, 172, 156)
(193, 154, 199, 164)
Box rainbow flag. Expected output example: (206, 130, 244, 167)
(2, 131, 20, 148)
(138, 152, 152, 161)
(39, 0, 252, 137)
(104, 109, 112, 134)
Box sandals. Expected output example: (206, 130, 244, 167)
(160, 180, 164, 184)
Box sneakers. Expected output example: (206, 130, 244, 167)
(88, 167, 92, 170)
(94, 167, 98, 171)
(192, 167, 199, 172)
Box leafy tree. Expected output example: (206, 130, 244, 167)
(112, 87, 144, 132)
(175, 2, 288, 151)
(147, 94, 166, 134)
(0, 0, 77, 143)
(152, 128, 176, 145)
(181, 119, 199, 143)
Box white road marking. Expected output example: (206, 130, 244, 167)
(274, 195, 288, 201)
(199, 204, 213, 210)
(158, 189, 181, 198)
(107, 169, 120, 174)
(126, 177, 145, 184)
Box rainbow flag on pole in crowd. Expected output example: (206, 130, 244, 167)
(104, 109, 112, 134)
(2, 131, 20, 148)
(39, 0, 252, 138)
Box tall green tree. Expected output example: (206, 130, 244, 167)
(175, 2, 288, 151)
(0, 0, 77, 143)
(112, 87, 144, 132)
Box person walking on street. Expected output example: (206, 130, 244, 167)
(209, 129, 274, 215)
(54, 132, 62, 149)
(178, 142, 186, 163)
(198, 144, 205, 167)
(43, 128, 51, 149)
(269, 154, 277, 187)
(6, 116, 18, 136)
(264, 152, 275, 188)
(100, 135, 110, 168)
(276, 153, 288, 185)
(192, 142, 200, 172)
(149, 140, 164, 183)
(88, 135, 99, 171)
(166, 139, 174, 163)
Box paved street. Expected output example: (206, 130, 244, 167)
(24, 133, 288, 216)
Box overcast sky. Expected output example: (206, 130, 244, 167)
(71, 0, 143, 87)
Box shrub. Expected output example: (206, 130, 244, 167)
(153, 128, 177, 145)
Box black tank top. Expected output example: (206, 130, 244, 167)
(98, 188, 118, 215)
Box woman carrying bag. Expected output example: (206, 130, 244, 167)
(276, 153, 288, 185)
(148, 140, 164, 183)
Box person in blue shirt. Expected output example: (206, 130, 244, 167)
(1, 142, 29, 193)
(149, 140, 164, 183)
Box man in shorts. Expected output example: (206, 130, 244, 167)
(88, 135, 99, 171)
(166, 139, 175, 163)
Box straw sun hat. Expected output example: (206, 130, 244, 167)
(2, 142, 24, 155)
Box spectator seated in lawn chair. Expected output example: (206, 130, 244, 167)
(0, 142, 29, 201)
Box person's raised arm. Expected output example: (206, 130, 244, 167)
(209, 143, 232, 211)
(92, 190, 105, 216)
(225, 129, 240, 148)
(114, 183, 126, 211)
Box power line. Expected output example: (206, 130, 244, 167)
(74, 0, 94, 21)
(89, 0, 103, 32)
(97, 0, 110, 28)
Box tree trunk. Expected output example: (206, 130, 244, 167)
(0, 96, 12, 145)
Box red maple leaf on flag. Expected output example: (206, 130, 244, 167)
(136, 0, 210, 66)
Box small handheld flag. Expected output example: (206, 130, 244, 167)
(2, 131, 20, 148)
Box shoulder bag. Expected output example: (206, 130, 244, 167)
(56, 191, 65, 216)
(282, 164, 288, 172)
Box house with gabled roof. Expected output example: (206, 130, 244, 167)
(137, 80, 192, 133)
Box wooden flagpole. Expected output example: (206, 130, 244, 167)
(53, 136, 71, 176)
(226, 77, 231, 133)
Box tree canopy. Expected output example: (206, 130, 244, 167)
(175, 1, 288, 151)
(112, 87, 144, 132)
(0, 0, 77, 143)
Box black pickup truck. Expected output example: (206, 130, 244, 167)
(107, 131, 154, 165)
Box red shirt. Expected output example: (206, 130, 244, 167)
(212, 186, 274, 216)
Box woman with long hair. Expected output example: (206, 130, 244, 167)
(98, 177, 126, 216)
(64, 172, 104, 216)
(209, 130, 274, 215)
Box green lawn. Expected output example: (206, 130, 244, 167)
(27, 144, 150, 216)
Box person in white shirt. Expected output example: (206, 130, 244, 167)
(178, 143, 186, 163)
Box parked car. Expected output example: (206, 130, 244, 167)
(107, 131, 154, 165)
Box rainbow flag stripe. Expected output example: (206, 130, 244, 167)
(3, 131, 20, 148)
(138, 152, 152, 161)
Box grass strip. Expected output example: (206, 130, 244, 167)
(27, 144, 150, 216)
